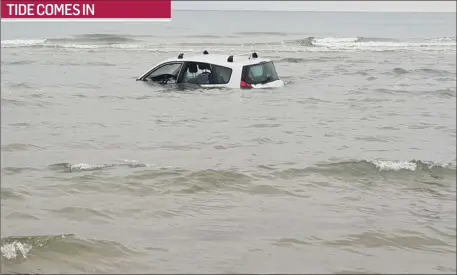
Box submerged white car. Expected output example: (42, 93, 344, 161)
(136, 51, 284, 89)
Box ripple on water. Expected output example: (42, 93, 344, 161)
(1, 187, 31, 201)
(47, 207, 115, 223)
(324, 230, 455, 253)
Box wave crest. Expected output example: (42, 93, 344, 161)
(355, 37, 399, 43)
(274, 159, 456, 180)
(48, 161, 153, 173)
(46, 33, 140, 45)
(1, 240, 32, 260)
(366, 159, 453, 172)
(2, 35, 455, 53)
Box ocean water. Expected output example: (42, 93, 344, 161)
(1, 10, 456, 273)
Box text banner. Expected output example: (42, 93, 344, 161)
(1, 0, 171, 20)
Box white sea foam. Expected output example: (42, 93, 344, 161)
(365, 159, 454, 172)
(368, 160, 417, 171)
(1, 36, 455, 53)
(1, 241, 32, 260)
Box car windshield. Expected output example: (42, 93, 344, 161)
(243, 61, 279, 85)
(149, 63, 182, 78)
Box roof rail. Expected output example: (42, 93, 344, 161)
(203, 50, 209, 55)
(231, 52, 260, 59)
(178, 53, 184, 59)
(227, 55, 234, 62)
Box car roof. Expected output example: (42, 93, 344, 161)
(160, 52, 272, 67)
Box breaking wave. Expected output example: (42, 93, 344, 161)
(362, 159, 454, 172)
(3, 159, 454, 180)
(274, 159, 456, 182)
(284, 36, 456, 51)
(47, 160, 155, 173)
(2, 35, 455, 53)
(45, 33, 142, 45)
(44, 159, 455, 173)
(355, 37, 400, 43)
(2, 159, 454, 198)
(234, 31, 291, 36)
(1, 234, 138, 273)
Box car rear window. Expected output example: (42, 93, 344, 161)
(242, 61, 279, 85)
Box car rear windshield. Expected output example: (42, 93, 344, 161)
(242, 61, 279, 85)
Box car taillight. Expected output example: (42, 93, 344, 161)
(240, 81, 252, 89)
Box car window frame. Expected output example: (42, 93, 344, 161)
(141, 61, 184, 81)
(241, 61, 279, 85)
(180, 61, 210, 83)
(211, 64, 233, 84)
(178, 62, 234, 85)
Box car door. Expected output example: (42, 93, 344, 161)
(200, 64, 234, 88)
(178, 62, 212, 85)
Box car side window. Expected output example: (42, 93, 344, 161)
(181, 62, 212, 85)
(149, 63, 182, 78)
(211, 65, 232, 84)
(179, 62, 232, 85)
